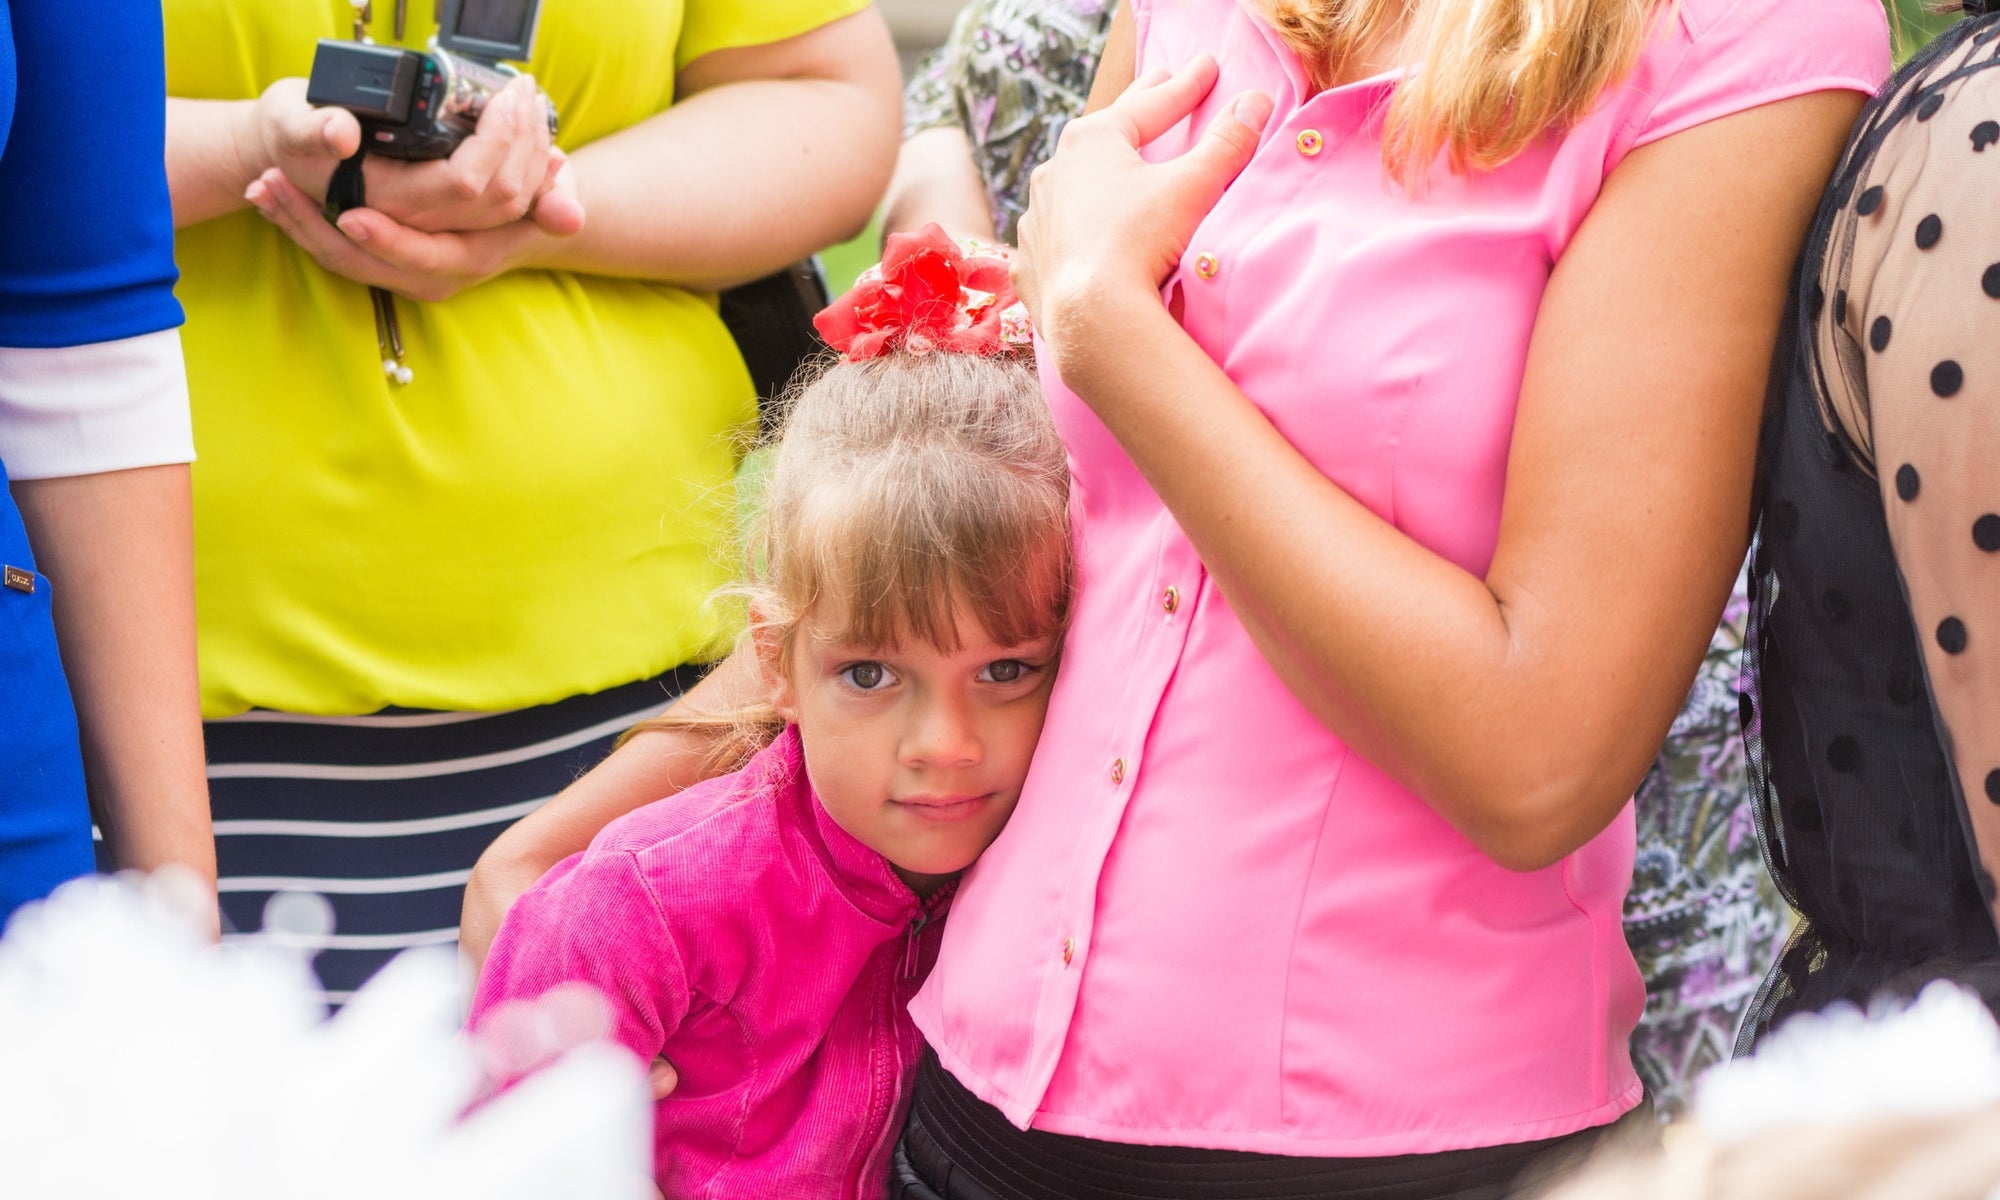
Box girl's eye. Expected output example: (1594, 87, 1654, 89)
(981, 660, 1029, 684)
(841, 662, 890, 690)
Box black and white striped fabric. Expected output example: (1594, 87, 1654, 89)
(204, 668, 702, 1006)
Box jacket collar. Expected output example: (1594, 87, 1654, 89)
(751, 726, 923, 927)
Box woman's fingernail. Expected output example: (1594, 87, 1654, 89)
(337, 216, 370, 242)
(1232, 91, 1276, 133)
(244, 181, 269, 209)
(321, 119, 343, 153)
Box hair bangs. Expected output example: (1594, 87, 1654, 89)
(789, 452, 1072, 655)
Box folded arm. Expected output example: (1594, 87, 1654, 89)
(1017, 61, 1862, 871)
(288, 8, 904, 298)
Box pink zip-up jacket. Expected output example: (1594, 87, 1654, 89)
(469, 727, 951, 1199)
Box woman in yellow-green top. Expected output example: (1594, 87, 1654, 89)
(161, 0, 900, 1001)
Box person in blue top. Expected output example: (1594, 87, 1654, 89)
(0, 0, 214, 924)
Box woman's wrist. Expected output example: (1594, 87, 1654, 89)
(1043, 282, 1180, 397)
(227, 97, 276, 198)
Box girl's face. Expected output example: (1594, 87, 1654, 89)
(768, 599, 1059, 896)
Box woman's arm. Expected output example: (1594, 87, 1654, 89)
(169, 78, 577, 234)
(1084, 2, 1137, 113)
(881, 128, 996, 243)
(461, 649, 762, 967)
(11, 466, 216, 905)
(1016, 60, 1862, 871)
(534, 5, 903, 287)
(281, 8, 903, 298)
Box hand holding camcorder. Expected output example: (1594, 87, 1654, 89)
(290, 0, 566, 382)
(307, 0, 556, 174)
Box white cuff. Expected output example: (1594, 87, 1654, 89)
(0, 328, 195, 481)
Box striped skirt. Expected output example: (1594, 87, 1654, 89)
(206, 668, 701, 1005)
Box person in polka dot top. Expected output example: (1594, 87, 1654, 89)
(1740, 8, 2000, 1048)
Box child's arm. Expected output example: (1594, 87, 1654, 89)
(462, 650, 763, 969)
(467, 848, 692, 1079)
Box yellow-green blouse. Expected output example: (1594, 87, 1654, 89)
(168, 0, 868, 717)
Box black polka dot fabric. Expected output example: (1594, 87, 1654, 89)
(1742, 14, 2000, 1054)
(1932, 359, 1964, 396)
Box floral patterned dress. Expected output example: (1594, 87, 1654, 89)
(904, 0, 1786, 1118)
(1625, 568, 1790, 1116)
(903, 0, 1116, 242)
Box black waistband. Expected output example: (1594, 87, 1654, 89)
(899, 1048, 1630, 1200)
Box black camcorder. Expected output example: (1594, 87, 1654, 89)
(306, 0, 557, 162)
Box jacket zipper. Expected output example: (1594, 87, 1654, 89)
(846, 951, 899, 1200)
(850, 893, 951, 1198)
(901, 910, 929, 979)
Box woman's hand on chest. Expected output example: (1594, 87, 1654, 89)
(1012, 52, 1271, 391)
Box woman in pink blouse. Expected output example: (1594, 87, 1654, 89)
(468, 0, 1888, 1194)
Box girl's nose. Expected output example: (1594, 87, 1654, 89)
(901, 693, 984, 769)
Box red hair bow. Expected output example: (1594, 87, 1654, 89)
(813, 224, 1019, 361)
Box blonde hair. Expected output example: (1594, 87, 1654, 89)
(623, 350, 1073, 772)
(1255, 0, 1661, 180)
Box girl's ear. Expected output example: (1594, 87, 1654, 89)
(750, 609, 799, 723)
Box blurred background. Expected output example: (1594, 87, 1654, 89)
(882, 0, 967, 71)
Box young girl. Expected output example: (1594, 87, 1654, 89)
(466, 227, 1070, 1200)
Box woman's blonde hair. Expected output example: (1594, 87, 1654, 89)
(623, 350, 1073, 772)
(1255, 0, 1661, 179)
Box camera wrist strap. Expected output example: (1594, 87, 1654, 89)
(323, 145, 414, 386)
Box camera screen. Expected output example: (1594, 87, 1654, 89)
(454, 0, 532, 46)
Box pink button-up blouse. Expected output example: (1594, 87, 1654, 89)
(910, 0, 1888, 1157)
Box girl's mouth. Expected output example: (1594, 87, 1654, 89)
(890, 794, 994, 823)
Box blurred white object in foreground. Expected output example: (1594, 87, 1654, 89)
(1539, 983, 2000, 1200)
(0, 872, 651, 1200)
(1693, 981, 2000, 1146)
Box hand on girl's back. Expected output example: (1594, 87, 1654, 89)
(649, 1055, 679, 1100)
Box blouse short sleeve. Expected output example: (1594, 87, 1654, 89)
(675, 0, 873, 71)
(0, 0, 190, 479)
(0, 0, 182, 348)
(1624, 0, 1888, 155)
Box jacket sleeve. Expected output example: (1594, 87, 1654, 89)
(467, 848, 693, 1075)
(0, 0, 192, 480)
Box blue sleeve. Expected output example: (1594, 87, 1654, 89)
(0, 0, 182, 348)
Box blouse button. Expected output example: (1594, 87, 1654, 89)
(1194, 252, 1220, 279)
(1061, 937, 1075, 966)
(1162, 585, 1181, 615)
(1296, 129, 1324, 156)
(1110, 758, 1127, 785)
